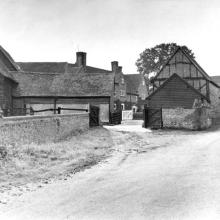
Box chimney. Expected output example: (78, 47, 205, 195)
(76, 52, 86, 67)
(111, 61, 118, 72)
(118, 66, 122, 73)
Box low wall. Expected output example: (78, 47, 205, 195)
(162, 108, 212, 130)
(0, 113, 89, 146)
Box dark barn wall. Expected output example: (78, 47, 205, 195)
(148, 75, 202, 108)
(0, 75, 14, 110)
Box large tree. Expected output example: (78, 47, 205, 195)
(136, 43, 195, 77)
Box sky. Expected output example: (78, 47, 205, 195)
(0, 0, 220, 75)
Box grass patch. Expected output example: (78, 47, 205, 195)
(0, 127, 113, 189)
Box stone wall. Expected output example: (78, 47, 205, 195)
(162, 107, 212, 130)
(0, 113, 89, 146)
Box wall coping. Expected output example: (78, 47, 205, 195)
(0, 113, 89, 123)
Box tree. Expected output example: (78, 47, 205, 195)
(136, 43, 195, 77)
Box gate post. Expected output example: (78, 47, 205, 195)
(57, 107, 61, 114)
(143, 107, 148, 128)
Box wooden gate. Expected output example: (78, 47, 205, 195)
(122, 110, 133, 120)
(89, 105, 100, 127)
(110, 111, 122, 125)
(144, 107, 163, 129)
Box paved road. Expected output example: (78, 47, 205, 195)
(1, 126, 220, 220)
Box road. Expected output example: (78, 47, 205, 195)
(1, 124, 220, 220)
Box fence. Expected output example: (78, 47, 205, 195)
(3, 107, 89, 117)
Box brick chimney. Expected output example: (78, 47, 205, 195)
(118, 66, 122, 73)
(111, 61, 118, 72)
(76, 52, 86, 67)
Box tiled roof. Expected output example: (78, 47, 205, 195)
(0, 46, 19, 82)
(17, 62, 68, 73)
(0, 45, 19, 71)
(12, 71, 59, 97)
(12, 68, 114, 97)
(51, 71, 114, 97)
(0, 61, 16, 82)
(17, 62, 112, 74)
(124, 74, 143, 95)
(85, 65, 111, 73)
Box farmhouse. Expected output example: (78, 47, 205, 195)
(0, 46, 131, 123)
(146, 47, 220, 110)
(124, 74, 148, 111)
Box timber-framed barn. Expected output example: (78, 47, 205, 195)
(147, 47, 220, 109)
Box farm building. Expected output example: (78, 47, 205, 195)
(0, 46, 130, 123)
(146, 47, 220, 111)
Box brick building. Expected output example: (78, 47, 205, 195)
(124, 74, 148, 111)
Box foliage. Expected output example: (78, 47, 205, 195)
(136, 43, 195, 76)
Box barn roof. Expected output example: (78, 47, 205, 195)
(0, 46, 19, 82)
(124, 74, 143, 95)
(152, 47, 219, 88)
(17, 62, 112, 74)
(51, 70, 114, 97)
(17, 62, 68, 73)
(146, 73, 209, 101)
(12, 67, 114, 97)
(0, 45, 19, 71)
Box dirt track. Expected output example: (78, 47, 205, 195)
(1, 123, 220, 220)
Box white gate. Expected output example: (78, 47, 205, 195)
(122, 110, 133, 120)
(99, 104, 109, 123)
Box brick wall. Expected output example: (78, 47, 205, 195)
(162, 108, 212, 130)
(0, 113, 89, 146)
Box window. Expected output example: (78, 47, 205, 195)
(121, 103, 125, 110)
(120, 90, 125, 96)
(121, 77, 125, 84)
(142, 80, 145, 86)
(114, 104, 117, 110)
(132, 106, 137, 113)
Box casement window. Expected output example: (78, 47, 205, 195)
(121, 77, 125, 84)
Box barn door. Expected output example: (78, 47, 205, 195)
(89, 105, 100, 126)
(144, 107, 163, 129)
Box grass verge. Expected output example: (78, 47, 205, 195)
(0, 127, 113, 195)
